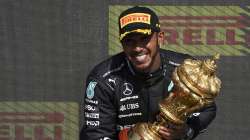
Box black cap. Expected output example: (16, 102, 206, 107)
(118, 6, 160, 41)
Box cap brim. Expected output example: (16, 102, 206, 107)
(119, 28, 152, 41)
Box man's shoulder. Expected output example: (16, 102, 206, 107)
(88, 52, 127, 79)
(160, 49, 193, 66)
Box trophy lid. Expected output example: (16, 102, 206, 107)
(176, 54, 221, 99)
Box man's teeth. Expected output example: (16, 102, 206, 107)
(135, 54, 146, 61)
(137, 53, 145, 56)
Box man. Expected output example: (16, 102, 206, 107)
(81, 6, 216, 140)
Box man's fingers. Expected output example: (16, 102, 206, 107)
(159, 125, 187, 140)
(159, 126, 173, 132)
(159, 126, 175, 140)
(159, 129, 170, 136)
(159, 129, 171, 140)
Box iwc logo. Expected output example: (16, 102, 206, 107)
(122, 83, 133, 96)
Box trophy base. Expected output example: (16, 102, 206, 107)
(128, 123, 162, 140)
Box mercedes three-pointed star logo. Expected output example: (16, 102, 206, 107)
(122, 83, 133, 96)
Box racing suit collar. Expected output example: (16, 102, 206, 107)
(126, 57, 163, 78)
(126, 53, 168, 86)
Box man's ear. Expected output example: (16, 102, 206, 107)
(158, 31, 165, 47)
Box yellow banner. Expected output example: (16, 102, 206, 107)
(0, 102, 78, 140)
(109, 6, 250, 56)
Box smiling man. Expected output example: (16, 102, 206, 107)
(81, 6, 217, 140)
(121, 32, 162, 73)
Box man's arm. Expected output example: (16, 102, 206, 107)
(80, 77, 117, 140)
(158, 103, 217, 140)
(186, 103, 217, 139)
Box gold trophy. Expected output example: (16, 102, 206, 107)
(125, 54, 221, 140)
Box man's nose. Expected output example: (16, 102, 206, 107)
(131, 42, 144, 51)
(131, 45, 144, 52)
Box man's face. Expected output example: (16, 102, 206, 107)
(121, 32, 164, 73)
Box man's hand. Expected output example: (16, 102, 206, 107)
(158, 123, 188, 140)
